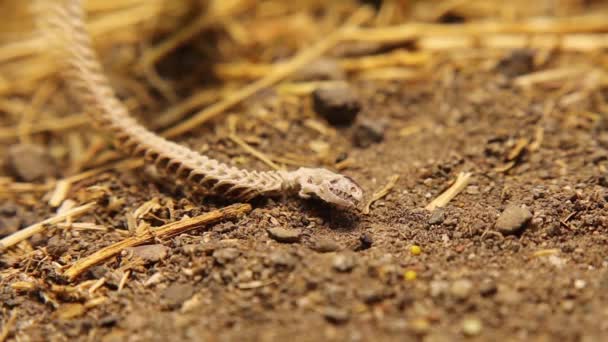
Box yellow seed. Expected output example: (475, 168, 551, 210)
(404, 270, 417, 281)
(410, 245, 422, 256)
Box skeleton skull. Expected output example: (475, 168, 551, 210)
(291, 168, 363, 209)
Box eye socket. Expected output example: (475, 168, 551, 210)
(344, 176, 360, 187)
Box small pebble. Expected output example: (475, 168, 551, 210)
(6, 143, 56, 182)
(410, 245, 422, 256)
(311, 237, 341, 253)
(466, 185, 480, 195)
(99, 314, 120, 327)
(353, 117, 385, 148)
(323, 306, 350, 324)
(409, 318, 430, 335)
(161, 283, 194, 309)
(574, 279, 586, 289)
(125, 244, 170, 263)
(430, 280, 449, 297)
(332, 253, 356, 272)
(356, 233, 373, 251)
(495, 204, 533, 235)
(267, 227, 301, 243)
(462, 317, 483, 336)
(380, 318, 408, 333)
(212, 247, 240, 265)
(479, 279, 498, 297)
(404, 270, 417, 281)
(561, 300, 575, 313)
(312, 83, 361, 126)
(428, 209, 445, 225)
(357, 282, 387, 304)
(46, 236, 68, 258)
(450, 279, 473, 299)
(268, 251, 297, 269)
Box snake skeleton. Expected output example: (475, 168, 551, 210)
(43, 0, 363, 209)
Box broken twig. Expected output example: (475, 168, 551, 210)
(62, 203, 252, 281)
(426, 172, 472, 211)
(363, 174, 400, 214)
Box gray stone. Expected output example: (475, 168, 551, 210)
(125, 244, 170, 263)
(267, 227, 301, 243)
(428, 209, 445, 225)
(212, 247, 240, 264)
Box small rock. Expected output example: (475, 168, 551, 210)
(356, 233, 373, 251)
(496, 288, 522, 305)
(322, 306, 350, 324)
(429, 280, 449, 297)
(462, 317, 482, 336)
(98, 314, 120, 327)
(428, 209, 445, 225)
(409, 318, 431, 335)
(547, 254, 566, 268)
(561, 300, 575, 313)
(268, 251, 297, 269)
(161, 283, 194, 309)
(267, 227, 301, 243)
(380, 318, 408, 333)
(312, 83, 361, 126)
(212, 247, 240, 265)
(353, 118, 385, 148)
(495, 49, 535, 78)
(479, 279, 498, 297)
(357, 283, 386, 304)
(125, 244, 169, 263)
(495, 204, 533, 234)
(574, 279, 586, 289)
(46, 235, 68, 258)
(332, 253, 356, 272)
(450, 279, 473, 300)
(466, 186, 480, 195)
(6, 143, 56, 182)
(294, 58, 345, 81)
(311, 237, 341, 253)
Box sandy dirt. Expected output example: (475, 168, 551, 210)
(1, 2, 608, 341)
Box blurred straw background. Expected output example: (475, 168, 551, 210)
(1, 0, 608, 198)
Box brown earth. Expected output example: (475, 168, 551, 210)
(2, 1, 608, 341)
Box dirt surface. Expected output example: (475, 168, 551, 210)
(2, 2, 608, 342)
